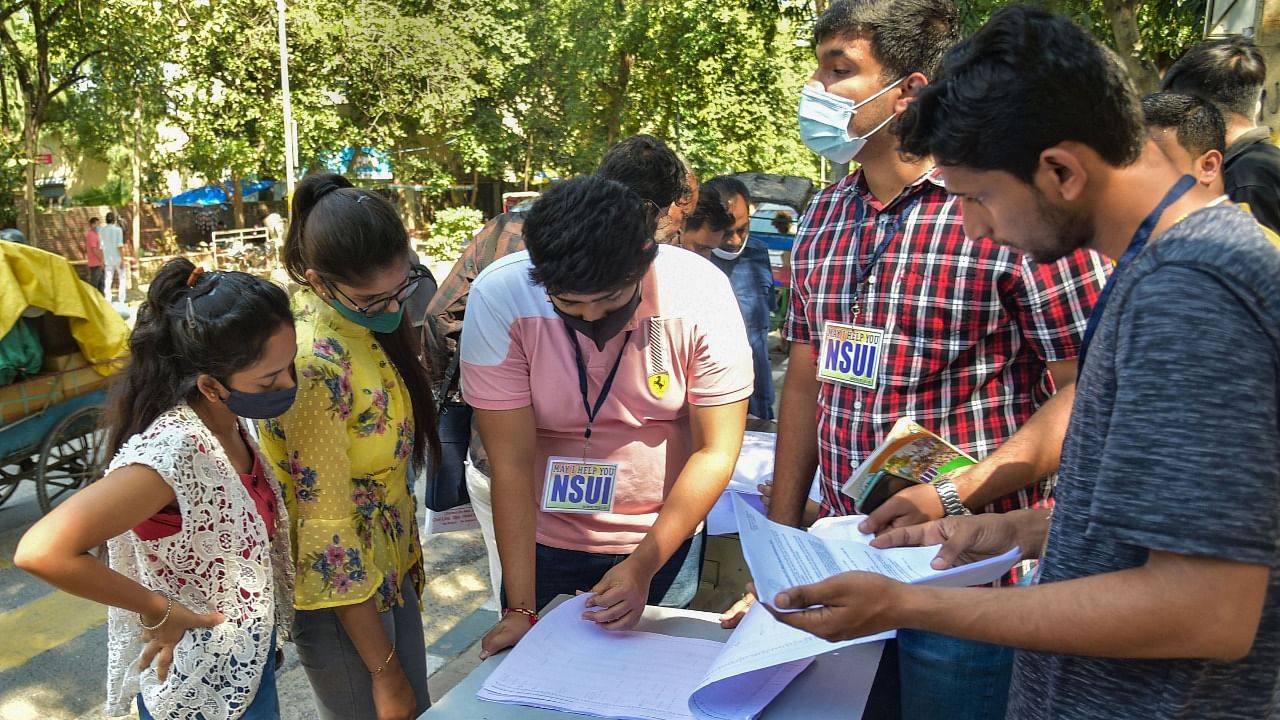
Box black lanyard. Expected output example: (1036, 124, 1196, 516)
(851, 195, 923, 319)
(564, 324, 632, 456)
(1078, 175, 1197, 369)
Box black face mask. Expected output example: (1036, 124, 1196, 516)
(552, 285, 642, 351)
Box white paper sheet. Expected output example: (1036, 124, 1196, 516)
(478, 594, 816, 720)
(732, 493, 1021, 611)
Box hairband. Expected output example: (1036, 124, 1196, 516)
(186, 266, 204, 287)
(314, 182, 344, 201)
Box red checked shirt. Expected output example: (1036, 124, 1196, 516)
(785, 169, 1109, 523)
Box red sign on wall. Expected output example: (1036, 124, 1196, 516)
(35, 153, 53, 165)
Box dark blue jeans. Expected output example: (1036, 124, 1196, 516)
(863, 630, 1013, 720)
(139, 629, 280, 720)
(531, 531, 705, 612)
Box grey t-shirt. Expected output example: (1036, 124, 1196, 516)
(1009, 205, 1280, 720)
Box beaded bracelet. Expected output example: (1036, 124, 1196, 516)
(502, 607, 539, 626)
(138, 594, 173, 631)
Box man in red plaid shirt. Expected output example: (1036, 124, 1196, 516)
(761, 0, 1109, 717)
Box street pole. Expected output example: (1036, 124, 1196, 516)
(276, 0, 296, 212)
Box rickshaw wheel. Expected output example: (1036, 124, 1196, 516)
(36, 405, 107, 514)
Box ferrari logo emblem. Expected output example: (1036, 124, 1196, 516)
(647, 372, 669, 398)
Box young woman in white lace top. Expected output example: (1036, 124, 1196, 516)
(16, 258, 297, 720)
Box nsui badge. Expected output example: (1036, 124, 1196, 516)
(542, 457, 618, 513)
(816, 321, 884, 389)
(647, 372, 670, 398)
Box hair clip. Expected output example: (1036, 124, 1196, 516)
(355, 194, 369, 203)
(186, 266, 205, 287)
(185, 296, 197, 330)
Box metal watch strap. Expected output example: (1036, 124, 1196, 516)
(932, 477, 972, 516)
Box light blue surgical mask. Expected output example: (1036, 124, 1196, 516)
(798, 78, 905, 163)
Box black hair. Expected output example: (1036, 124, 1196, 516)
(105, 258, 292, 457)
(684, 185, 735, 233)
(898, 5, 1145, 182)
(814, 0, 960, 81)
(1162, 36, 1266, 118)
(105, 212, 116, 224)
(702, 176, 752, 205)
(89, 217, 99, 225)
(283, 172, 439, 469)
(1142, 92, 1227, 157)
(597, 134, 689, 208)
(524, 175, 658, 296)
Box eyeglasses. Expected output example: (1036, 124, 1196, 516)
(326, 266, 427, 317)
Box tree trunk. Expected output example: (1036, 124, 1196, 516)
(130, 90, 143, 257)
(523, 135, 533, 191)
(1100, 0, 1159, 93)
(21, 106, 37, 243)
(230, 170, 244, 228)
(605, 49, 634, 146)
(604, 0, 633, 147)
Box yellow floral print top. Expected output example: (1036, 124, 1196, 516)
(258, 292, 424, 612)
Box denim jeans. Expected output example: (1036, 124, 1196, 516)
(292, 588, 431, 720)
(138, 630, 280, 720)
(897, 629, 1013, 719)
(531, 531, 705, 612)
(862, 630, 1013, 720)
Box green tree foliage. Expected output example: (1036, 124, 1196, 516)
(0, 0, 107, 239)
(468, 0, 819, 184)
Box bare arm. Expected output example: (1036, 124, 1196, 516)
(768, 341, 820, 528)
(862, 363, 1075, 533)
(16, 464, 177, 620)
(15, 464, 224, 680)
(770, 550, 1268, 662)
(954, 381, 1073, 509)
(585, 399, 748, 629)
(475, 405, 539, 657)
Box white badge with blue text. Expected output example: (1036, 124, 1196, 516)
(816, 320, 884, 389)
(542, 456, 618, 513)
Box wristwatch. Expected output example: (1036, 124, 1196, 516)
(931, 476, 972, 516)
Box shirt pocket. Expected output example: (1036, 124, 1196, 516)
(885, 260, 987, 378)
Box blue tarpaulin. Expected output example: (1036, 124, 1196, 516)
(153, 180, 277, 207)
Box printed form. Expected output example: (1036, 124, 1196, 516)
(731, 493, 1021, 610)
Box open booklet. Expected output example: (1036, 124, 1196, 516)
(840, 416, 977, 513)
(475, 498, 1019, 720)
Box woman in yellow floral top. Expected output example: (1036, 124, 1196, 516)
(258, 173, 439, 720)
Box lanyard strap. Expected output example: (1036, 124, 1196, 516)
(565, 325, 633, 445)
(1078, 174, 1197, 368)
(851, 194, 924, 318)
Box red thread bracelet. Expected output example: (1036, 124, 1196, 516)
(502, 607, 539, 626)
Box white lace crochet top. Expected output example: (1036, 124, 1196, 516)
(104, 404, 294, 719)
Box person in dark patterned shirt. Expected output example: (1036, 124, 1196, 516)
(766, 8, 1280, 719)
(755, 0, 1108, 718)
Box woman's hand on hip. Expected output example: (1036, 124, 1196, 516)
(137, 601, 226, 682)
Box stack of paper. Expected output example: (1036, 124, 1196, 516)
(477, 594, 811, 720)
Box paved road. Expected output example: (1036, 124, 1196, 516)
(0, 479, 494, 720)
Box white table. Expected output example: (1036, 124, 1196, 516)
(420, 597, 882, 719)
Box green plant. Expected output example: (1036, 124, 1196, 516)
(424, 206, 484, 261)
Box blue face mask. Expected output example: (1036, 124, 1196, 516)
(223, 384, 297, 419)
(327, 297, 405, 333)
(798, 79, 905, 164)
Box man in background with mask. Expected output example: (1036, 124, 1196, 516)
(701, 175, 777, 421)
(462, 175, 752, 660)
(750, 0, 1109, 717)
